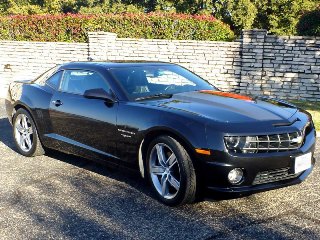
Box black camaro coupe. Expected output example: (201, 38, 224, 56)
(5, 61, 317, 206)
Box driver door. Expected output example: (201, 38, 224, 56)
(48, 69, 119, 161)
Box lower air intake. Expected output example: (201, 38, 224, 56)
(253, 167, 299, 185)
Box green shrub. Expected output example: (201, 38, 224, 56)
(6, 4, 44, 15)
(0, 13, 235, 42)
(297, 9, 320, 36)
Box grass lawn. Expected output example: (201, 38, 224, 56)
(289, 100, 320, 132)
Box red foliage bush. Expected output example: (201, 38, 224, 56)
(0, 13, 235, 42)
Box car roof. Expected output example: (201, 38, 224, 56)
(60, 61, 176, 70)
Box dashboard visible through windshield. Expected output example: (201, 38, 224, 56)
(109, 65, 216, 100)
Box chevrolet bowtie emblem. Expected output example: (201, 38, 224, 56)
(291, 136, 303, 144)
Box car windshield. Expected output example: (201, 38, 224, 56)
(109, 65, 216, 100)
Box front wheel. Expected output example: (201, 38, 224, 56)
(13, 108, 45, 157)
(146, 136, 197, 206)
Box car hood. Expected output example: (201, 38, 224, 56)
(144, 90, 298, 123)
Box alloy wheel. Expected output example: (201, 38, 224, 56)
(149, 143, 181, 199)
(14, 113, 34, 152)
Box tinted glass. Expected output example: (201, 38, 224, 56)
(46, 71, 63, 89)
(34, 66, 59, 85)
(60, 70, 110, 95)
(109, 65, 215, 100)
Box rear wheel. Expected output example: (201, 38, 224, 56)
(13, 108, 45, 157)
(146, 136, 197, 206)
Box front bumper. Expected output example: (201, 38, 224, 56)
(206, 166, 313, 195)
(201, 127, 316, 195)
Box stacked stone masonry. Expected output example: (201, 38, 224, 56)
(0, 41, 88, 97)
(0, 30, 319, 101)
(240, 30, 320, 101)
(88, 32, 242, 93)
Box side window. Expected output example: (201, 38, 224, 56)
(46, 71, 63, 90)
(60, 70, 110, 95)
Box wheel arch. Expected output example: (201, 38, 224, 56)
(138, 127, 198, 178)
(11, 102, 46, 157)
(12, 103, 33, 121)
(12, 103, 43, 142)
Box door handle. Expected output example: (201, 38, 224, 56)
(52, 100, 63, 107)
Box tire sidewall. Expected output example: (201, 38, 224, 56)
(13, 109, 39, 157)
(146, 136, 191, 206)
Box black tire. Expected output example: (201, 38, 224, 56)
(146, 135, 197, 206)
(12, 108, 45, 157)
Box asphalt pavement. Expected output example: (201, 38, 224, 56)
(0, 99, 319, 240)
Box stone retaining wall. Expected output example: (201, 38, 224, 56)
(0, 41, 88, 97)
(0, 30, 319, 101)
(240, 30, 320, 101)
(88, 32, 241, 93)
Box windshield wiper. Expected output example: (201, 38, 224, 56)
(135, 93, 173, 101)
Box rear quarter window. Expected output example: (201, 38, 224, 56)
(33, 66, 59, 85)
(46, 71, 63, 90)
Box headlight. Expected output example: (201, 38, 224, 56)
(224, 136, 244, 150)
(304, 120, 313, 136)
(224, 136, 258, 153)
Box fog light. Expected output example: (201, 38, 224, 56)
(228, 168, 244, 184)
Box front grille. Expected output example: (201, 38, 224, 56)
(253, 168, 298, 185)
(243, 132, 303, 153)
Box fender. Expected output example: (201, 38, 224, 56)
(138, 124, 207, 178)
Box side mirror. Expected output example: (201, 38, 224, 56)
(83, 88, 116, 103)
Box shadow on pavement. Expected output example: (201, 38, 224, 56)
(0, 115, 155, 201)
(0, 116, 235, 203)
(0, 117, 16, 151)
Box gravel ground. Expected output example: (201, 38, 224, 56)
(0, 99, 319, 240)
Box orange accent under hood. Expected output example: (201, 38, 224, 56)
(195, 148, 211, 155)
(199, 90, 253, 102)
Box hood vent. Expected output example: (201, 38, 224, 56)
(273, 118, 300, 127)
